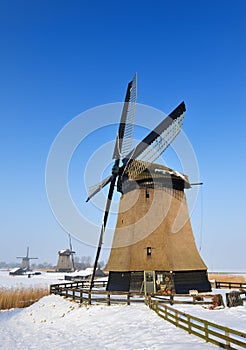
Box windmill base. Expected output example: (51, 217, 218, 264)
(106, 270, 211, 294)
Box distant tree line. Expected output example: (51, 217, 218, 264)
(73, 256, 105, 270)
(0, 261, 55, 269)
(0, 256, 105, 271)
(0, 261, 18, 269)
(73, 256, 91, 270)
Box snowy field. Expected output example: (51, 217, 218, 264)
(0, 294, 217, 350)
(0, 270, 69, 289)
(0, 271, 245, 349)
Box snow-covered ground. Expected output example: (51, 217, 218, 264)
(0, 294, 216, 350)
(0, 271, 245, 349)
(0, 270, 68, 289)
(177, 291, 246, 333)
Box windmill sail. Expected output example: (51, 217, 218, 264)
(86, 74, 137, 203)
(89, 74, 137, 289)
(113, 73, 137, 159)
(123, 102, 185, 179)
(86, 175, 113, 202)
(69, 234, 75, 271)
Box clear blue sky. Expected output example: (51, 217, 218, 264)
(0, 0, 245, 271)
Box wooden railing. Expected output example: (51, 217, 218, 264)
(50, 281, 144, 305)
(50, 280, 107, 292)
(215, 281, 246, 290)
(50, 281, 227, 306)
(152, 294, 221, 306)
(147, 297, 246, 349)
(50, 281, 224, 306)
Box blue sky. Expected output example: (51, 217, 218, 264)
(0, 0, 245, 271)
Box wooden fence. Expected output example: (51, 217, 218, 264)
(147, 298, 246, 349)
(50, 281, 144, 305)
(50, 281, 221, 306)
(50, 280, 107, 291)
(215, 281, 246, 290)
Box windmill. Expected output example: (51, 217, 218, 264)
(17, 247, 38, 271)
(87, 74, 211, 294)
(56, 234, 75, 272)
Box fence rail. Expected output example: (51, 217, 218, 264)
(50, 281, 144, 305)
(215, 281, 246, 290)
(50, 280, 107, 291)
(50, 281, 223, 306)
(147, 298, 246, 349)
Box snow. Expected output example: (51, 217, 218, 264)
(0, 295, 215, 349)
(0, 271, 245, 349)
(0, 270, 67, 289)
(176, 289, 246, 333)
(154, 167, 187, 182)
(9, 267, 21, 273)
(69, 267, 93, 277)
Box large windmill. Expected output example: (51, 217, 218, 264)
(87, 74, 211, 294)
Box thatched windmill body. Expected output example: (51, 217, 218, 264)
(87, 75, 211, 294)
(56, 234, 75, 272)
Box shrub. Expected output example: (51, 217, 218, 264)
(0, 287, 49, 310)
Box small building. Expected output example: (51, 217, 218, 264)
(64, 267, 107, 281)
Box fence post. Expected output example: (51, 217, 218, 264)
(80, 290, 83, 304)
(204, 321, 209, 342)
(170, 295, 174, 306)
(88, 291, 91, 305)
(225, 329, 230, 348)
(148, 295, 152, 309)
(127, 293, 131, 306)
(154, 300, 158, 313)
(175, 310, 178, 326)
(107, 292, 110, 306)
(187, 315, 191, 333)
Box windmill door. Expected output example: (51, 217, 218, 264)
(144, 271, 156, 294)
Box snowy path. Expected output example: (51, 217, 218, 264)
(0, 295, 215, 350)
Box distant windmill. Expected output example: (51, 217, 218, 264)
(87, 74, 211, 294)
(17, 247, 38, 271)
(56, 234, 75, 272)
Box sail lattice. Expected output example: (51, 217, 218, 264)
(125, 114, 184, 179)
(114, 73, 137, 159)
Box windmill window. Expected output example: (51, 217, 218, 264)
(147, 247, 152, 256)
(146, 188, 149, 198)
